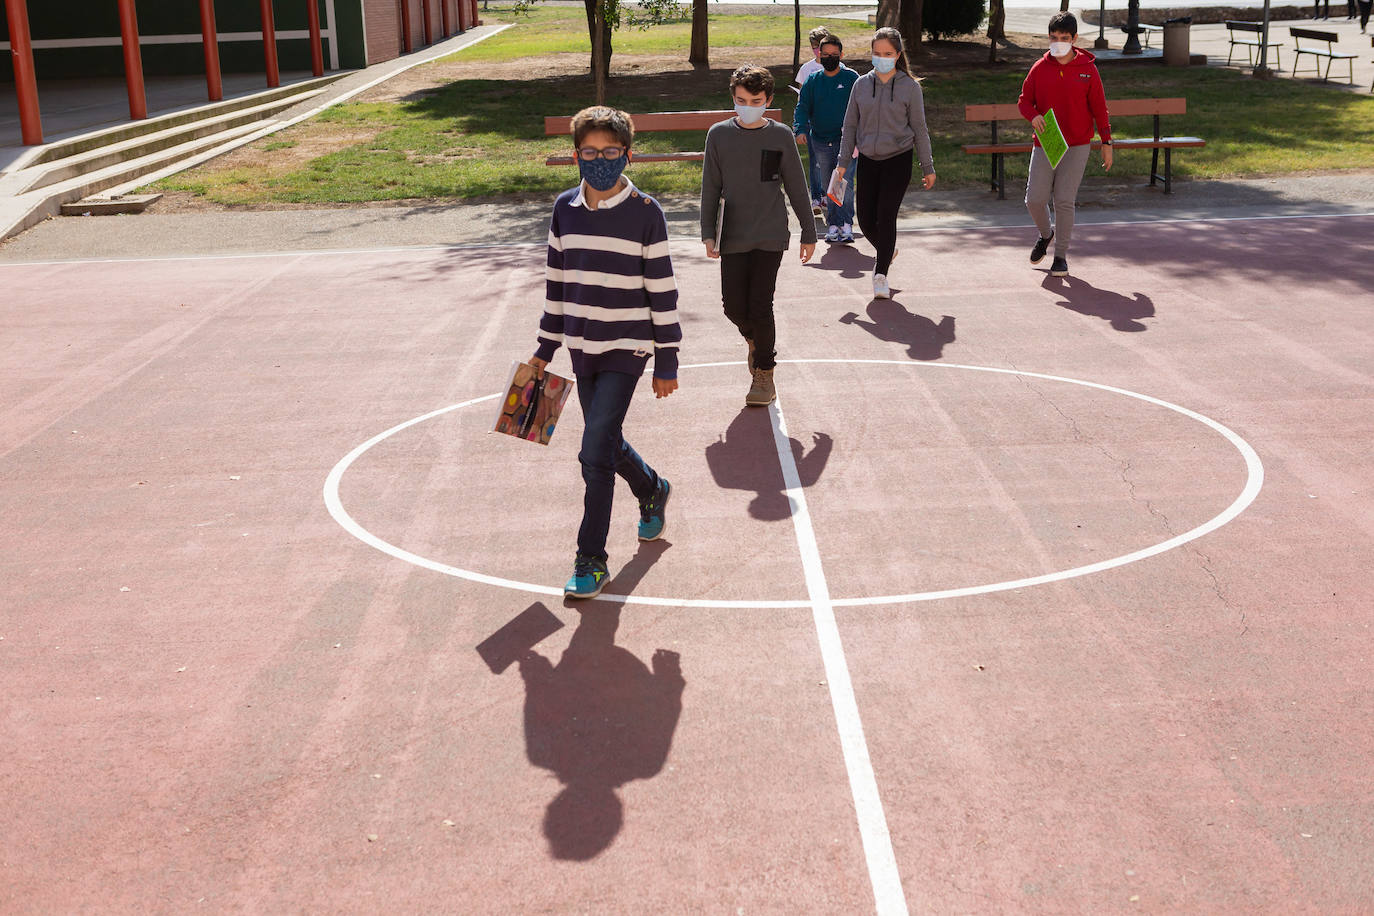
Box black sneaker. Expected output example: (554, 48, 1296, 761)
(1050, 256, 1069, 277)
(1031, 232, 1054, 264)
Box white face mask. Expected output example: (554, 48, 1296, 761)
(734, 103, 766, 125)
(1049, 40, 1074, 57)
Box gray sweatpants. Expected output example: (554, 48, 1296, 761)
(1025, 144, 1091, 258)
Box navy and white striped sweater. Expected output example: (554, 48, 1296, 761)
(535, 178, 682, 380)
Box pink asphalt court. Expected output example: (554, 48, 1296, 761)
(2, 214, 1372, 912)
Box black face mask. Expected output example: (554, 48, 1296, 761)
(820, 55, 841, 71)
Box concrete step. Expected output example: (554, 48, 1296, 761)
(18, 73, 349, 172)
(2, 120, 268, 238)
(20, 89, 325, 193)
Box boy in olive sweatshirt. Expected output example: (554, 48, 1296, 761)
(701, 64, 817, 408)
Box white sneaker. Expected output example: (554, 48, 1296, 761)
(839, 224, 854, 243)
(872, 273, 891, 299)
(825, 225, 841, 242)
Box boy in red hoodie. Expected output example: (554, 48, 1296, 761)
(1017, 12, 1112, 278)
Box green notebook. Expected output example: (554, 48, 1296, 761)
(1035, 108, 1069, 169)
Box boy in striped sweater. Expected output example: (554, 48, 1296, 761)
(530, 107, 682, 600)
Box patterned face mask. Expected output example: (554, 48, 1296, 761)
(578, 155, 627, 192)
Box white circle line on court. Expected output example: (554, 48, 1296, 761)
(323, 359, 1264, 609)
(6, 210, 1374, 268)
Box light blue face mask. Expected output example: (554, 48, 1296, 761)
(872, 55, 897, 74)
(734, 103, 766, 125)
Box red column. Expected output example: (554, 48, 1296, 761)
(399, 0, 412, 53)
(421, 0, 433, 46)
(117, 0, 147, 120)
(260, 0, 280, 87)
(440, 0, 451, 38)
(199, 0, 223, 100)
(4, 0, 43, 145)
(470, 0, 481, 28)
(456, 0, 467, 32)
(305, 0, 324, 75)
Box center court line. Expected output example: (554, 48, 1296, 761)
(767, 396, 909, 916)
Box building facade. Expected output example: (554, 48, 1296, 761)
(3, 0, 481, 145)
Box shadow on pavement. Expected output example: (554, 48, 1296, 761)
(517, 606, 684, 861)
(840, 301, 956, 359)
(705, 407, 832, 521)
(808, 240, 873, 278)
(1041, 274, 1156, 332)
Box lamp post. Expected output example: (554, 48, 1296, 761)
(1095, 0, 1109, 49)
(1123, 0, 1143, 54)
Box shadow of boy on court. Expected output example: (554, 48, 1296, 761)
(840, 301, 956, 361)
(1042, 275, 1155, 332)
(705, 408, 833, 521)
(518, 606, 684, 861)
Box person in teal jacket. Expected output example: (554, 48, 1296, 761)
(793, 35, 860, 243)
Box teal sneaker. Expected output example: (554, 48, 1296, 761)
(564, 554, 609, 599)
(637, 479, 671, 542)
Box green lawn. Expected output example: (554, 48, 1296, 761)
(154, 7, 1374, 205)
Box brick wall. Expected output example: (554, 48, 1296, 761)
(361, 0, 395, 64)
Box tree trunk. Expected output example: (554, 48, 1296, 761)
(899, 0, 922, 54)
(876, 0, 899, 29)
(583, 0, 613, 89)
(1060, 0, 1070, 10)
(689, 0, 708, 66)
(988, 0, 1006, 60)
(592, 0, 607, 104)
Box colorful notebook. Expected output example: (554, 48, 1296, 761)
(826, 168, 848, 207)
(1035, 108, 1069, 169)
(492, 361, 573, 446)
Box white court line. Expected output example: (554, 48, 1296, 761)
(4, 210, 1374, 269)
(768, 396, 909, 916)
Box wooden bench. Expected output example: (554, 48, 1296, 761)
(543, 109, 782, 166)
(1123, 22, 1163, 47)
(1226, 20, 1284, 69)
(962, 98, 1205, 198)
(1289, 27, 1355, 82)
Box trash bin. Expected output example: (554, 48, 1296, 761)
(1163, 16, 1191, 66)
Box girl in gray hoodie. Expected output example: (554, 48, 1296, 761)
(835, 27, 936, 300)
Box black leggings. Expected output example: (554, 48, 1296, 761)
(1360, 0, 1371, 27)
(855, 149, 913, 276)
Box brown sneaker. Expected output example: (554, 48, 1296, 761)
(746, 337, 755, 372)
(745, 367, 776, 407)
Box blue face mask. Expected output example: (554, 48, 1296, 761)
(872, 55, 897, 74)
(578, 155, 627, 192)
(734, 103, 766, 125)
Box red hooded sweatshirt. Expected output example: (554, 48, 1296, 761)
(1017, 48, 1111, 148)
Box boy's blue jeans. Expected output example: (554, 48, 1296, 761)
(575, 369, 660, 562)
(808, 136, 854, 227)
